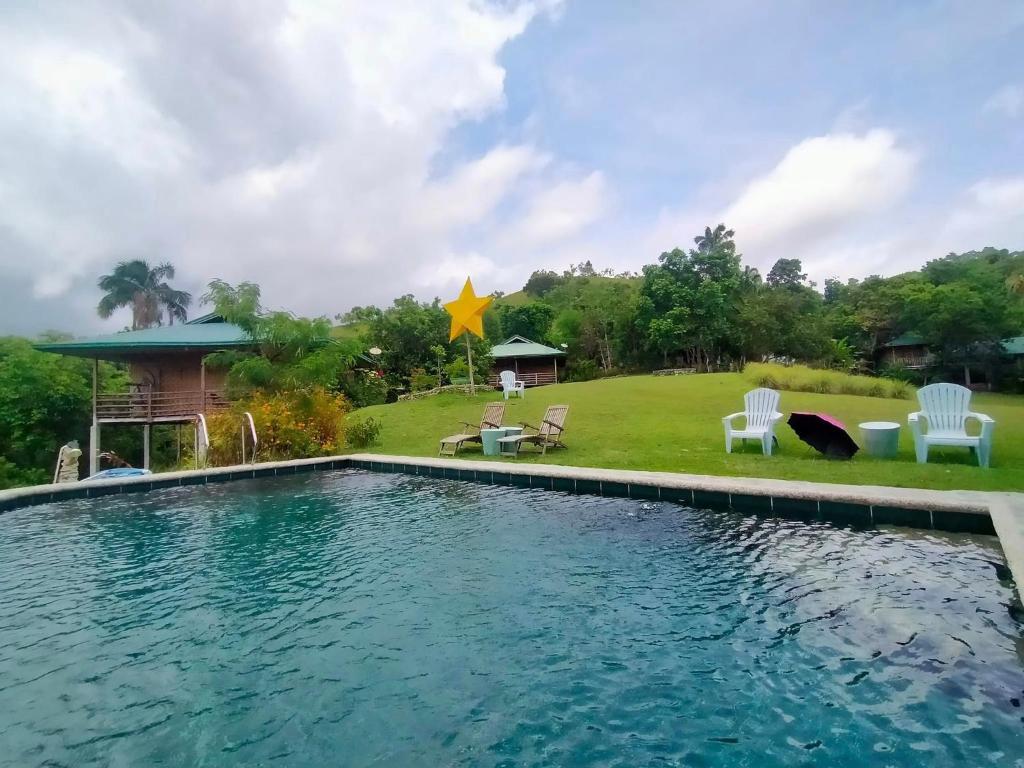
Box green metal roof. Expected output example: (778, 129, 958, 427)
(1002, 336, 1024, 356)
(490, 335, 566, 359)
(882, 332, 927, 348)
(35, 321, 252, 360)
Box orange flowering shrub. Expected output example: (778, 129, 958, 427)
(205, 388, 351, 465)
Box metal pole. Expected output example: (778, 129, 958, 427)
(465, 334, 475, 396)
(89, 359, 99, 476)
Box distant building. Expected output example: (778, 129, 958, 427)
(879, 332, 933, 370)
(489, 335, 566, 387)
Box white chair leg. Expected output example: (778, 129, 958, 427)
(724, 429, 732, 453)
(762, 433, 772, 456)
(915, 440, 928, 464)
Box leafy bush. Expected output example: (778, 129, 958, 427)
(345, 417, 382, 449)
(444, 356, 469, 382)
(203, 387, 350, 465)
(339, 369, 388, 407)
(409, 367, 436, 392)
(745, 363, 911, 399)
(565, 358, 599, 382)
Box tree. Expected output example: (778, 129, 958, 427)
(497, 302, 555, 342)
(202, 280, 357, 396)
(636, 226, 744, 370)
(523, 270, 564, 297)
(97, 260, 192, 329)
(766, 258, 808, 289)
(0, 337, 130, 488)
(361, 295, 450, 384)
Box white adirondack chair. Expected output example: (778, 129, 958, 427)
(499, 370, 525, 400)
(723, 388, 783, 456)
(908, 383, 995, 468)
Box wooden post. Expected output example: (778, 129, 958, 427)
(142, 424, 151, 469)
(200, 358, 207, 413)
(89, 359, 99, 476)
(553, 357, 558, 383)
(465, 334, 475, 396)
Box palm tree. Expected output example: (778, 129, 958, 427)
(97, 260, 192, 330)
(693, 224, 735, 254)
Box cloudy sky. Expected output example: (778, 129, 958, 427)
(1, 0, 1022, 335)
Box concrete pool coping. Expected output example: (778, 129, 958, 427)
(0, 453, 1021, 599)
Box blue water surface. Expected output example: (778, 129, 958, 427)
(0, 469, 1021, 767)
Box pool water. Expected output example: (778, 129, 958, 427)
(0, 470, 1021, 767)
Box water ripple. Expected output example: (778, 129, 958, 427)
(0, 469, 1021, 767)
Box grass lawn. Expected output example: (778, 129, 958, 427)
(356, 373, 1024, 492)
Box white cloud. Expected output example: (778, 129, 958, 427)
(983, 84, 1024, 118)
(0, 0, 582, 333)
(722, 129, 917, 257)
(499, 171, 610, 248)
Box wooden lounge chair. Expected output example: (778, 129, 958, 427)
(438, 402, 506, 456)
(498, 405, 569, 456)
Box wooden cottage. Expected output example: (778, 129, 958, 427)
(879, 332, 933, 370)
(36, 313, 253, 473)
(489, 335, 566, 388)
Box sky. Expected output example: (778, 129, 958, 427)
(1, 0, 1022, 335)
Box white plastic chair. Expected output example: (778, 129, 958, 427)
(908, 383, 994, 468)
(499, 370, 525, 400)
(723, 388, 783, 456)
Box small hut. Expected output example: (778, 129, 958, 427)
(488, 335, 566, 388)
(35, 313, 253, 474)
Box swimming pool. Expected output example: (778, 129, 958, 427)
(0, 469, 1020, 766)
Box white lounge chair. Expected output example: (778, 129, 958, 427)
(908, 383, 994, 468)
(723, 388, 783, 456)
(499, 370, 525, 400)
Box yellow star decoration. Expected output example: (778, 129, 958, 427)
(444, 277, 492, 342)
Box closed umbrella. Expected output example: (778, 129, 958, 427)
(787, 412, 859, 459)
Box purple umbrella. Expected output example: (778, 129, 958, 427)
(787, 412, 859, 459)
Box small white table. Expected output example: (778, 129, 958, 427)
(859, 421, 900, 458)
(497, 427, 524, 457)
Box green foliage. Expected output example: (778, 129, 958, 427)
(202, 280, 357, 396)
(97, 259, 192, 329)
(636, 225, 744, 369)
(409, 368, 436, 392)
(345, 416, 382, 449)
(339, 370, 388, 407)
(497, 302, 555, 342)
(0, 338, 137, 487)
(745, 363, 910, 399)
(444, 356, 469, 381)
(523, 269, 565, 297)
(204, 388, 350, 465)
(766, 258, 809, 288)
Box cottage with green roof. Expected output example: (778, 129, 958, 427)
(35, 314, 255, 473)
(488, 335, 566, 388)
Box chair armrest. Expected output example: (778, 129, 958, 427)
(520, 421, 538, 430)
(542, 419, 562, 431)
(459, 421, 480, 432)
(481, 419, 501, 429)
(965, 411, 994, 423)
(722, 412, 744, 425)
(770, 411, 783, 423)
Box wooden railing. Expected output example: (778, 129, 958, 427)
(488, 371, 557, 388)
(95, 390, 229, 422)
(889, 353, 934, 370)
